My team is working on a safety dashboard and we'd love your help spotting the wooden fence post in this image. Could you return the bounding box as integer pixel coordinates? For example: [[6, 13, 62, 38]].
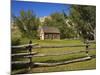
[[29, 40, 32, 54], [86, 42, 89, 56], [28, 56, 32, 72], [27, 40, 33, 71]]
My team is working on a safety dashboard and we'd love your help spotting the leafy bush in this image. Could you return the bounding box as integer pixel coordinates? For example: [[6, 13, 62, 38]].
[[12, 37, 21, 46]]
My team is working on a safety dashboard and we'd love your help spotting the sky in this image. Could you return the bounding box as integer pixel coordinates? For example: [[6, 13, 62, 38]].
[[11, 0, 70, 18]]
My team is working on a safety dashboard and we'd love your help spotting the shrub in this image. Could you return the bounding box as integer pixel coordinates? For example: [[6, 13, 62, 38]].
[[12, 37, 21, 46]]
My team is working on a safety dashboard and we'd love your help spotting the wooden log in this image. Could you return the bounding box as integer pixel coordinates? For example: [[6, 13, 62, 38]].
[[33, 44, 90, 48], [11, 52, 38, 57], [11, 61, 30, 65], [11, 69, 29, 75], [24, 50, 85, 57], [12, 49, 95, 58], [11, 49, 86, 58], [34, 56, 91, 66], [12, 43, 39, 50], [11, 56, 91, 65], [12, 44, 91, 50], [88, 40, 96, 44]]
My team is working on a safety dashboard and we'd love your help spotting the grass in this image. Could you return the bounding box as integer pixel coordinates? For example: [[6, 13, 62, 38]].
[[12, 46, 85, 54], [12, 52, 86, 62], [37, 40, 83, 46], [31, 58, 96, 73], [20, 39, 83, 46], [12, 58, 96, 74], [32, 53, 86, 63], [33, 47, 85, 54], [12, 49, 96, 62], [32, 50, 96, 63], [11, 39, 96, 74], [12, 39, 84, 54]]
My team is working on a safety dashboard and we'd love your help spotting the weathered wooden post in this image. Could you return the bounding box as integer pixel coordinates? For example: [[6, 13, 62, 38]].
[[27, 40, 33, 72], [86, 41, 89, 56], [28, 40, 32, 54], [28, 56, 32, 72]]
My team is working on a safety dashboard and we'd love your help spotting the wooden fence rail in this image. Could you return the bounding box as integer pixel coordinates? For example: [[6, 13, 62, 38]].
[[12, 44, 90, 49], [12, 56, 92, 65], [38, 44, 90, 48], [24, 50, 85, 57], [11, 52, 38, 57], [34, 56, 91, 66], [12, 43, 38, 50]]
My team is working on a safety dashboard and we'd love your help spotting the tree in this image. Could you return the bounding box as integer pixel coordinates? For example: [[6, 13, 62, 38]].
[[69, 5, 96, 41], [43, 12, 76, 39], [13, 10, 40, 39]]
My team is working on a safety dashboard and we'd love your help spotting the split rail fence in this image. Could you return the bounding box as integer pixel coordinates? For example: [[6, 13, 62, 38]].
[[11, 42, 95, 74]]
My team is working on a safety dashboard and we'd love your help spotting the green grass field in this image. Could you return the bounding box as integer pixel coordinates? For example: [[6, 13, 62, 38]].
[[12, 39, 96, 74], [31, 58, 96, 73]]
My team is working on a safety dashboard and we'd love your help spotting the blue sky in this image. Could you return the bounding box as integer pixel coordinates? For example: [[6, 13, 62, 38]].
[[11, 0, 70, 17]]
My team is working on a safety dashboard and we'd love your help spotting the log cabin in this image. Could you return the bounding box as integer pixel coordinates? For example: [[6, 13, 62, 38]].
[[38, 26, 60, 40]]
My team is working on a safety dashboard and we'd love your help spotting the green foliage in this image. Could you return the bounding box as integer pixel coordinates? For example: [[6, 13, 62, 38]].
[[12, 5, 96, 41], [13, 10, 40, 39], [69, 5, 96, 40], [43, 12, 76, 39], [12, 36, 21, 46], [11, 28, 21, 46]]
